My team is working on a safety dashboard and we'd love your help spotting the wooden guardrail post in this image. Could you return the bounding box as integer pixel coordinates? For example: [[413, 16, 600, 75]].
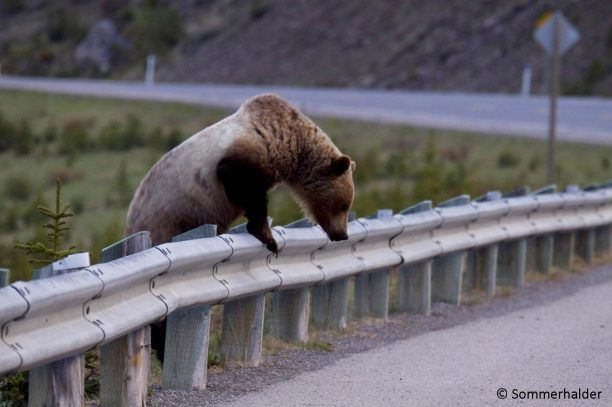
[[220, 222, 266, 366], [311, 279, 349, 330], [397, 202, 432, 315], [220, 295, 265, 366], [0, 268, 8, 287], [353, 272, 371, 319], [269, 288, 310, 342], [162, 224, 216, 390], [99, 232, 152, 407], [465, 192, 503, 297], [553, 232, 575, 269], [431, 197, 469, 305], [353, 210, 393, 320], [575, 229, 595, 264], [310, 213, 355, 330], [268, 219, 312, 343], [29, 254, 90, 407], [530, 186, 556, 275], [497, 187, 529, 287], [466, 246, 498, 296], [594, 225, 611, 255]]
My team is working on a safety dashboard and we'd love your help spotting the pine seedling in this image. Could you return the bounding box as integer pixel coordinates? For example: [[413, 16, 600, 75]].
[[15, 179, 77, 265]]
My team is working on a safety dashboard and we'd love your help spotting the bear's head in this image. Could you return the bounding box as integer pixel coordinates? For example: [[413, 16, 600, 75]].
[[295, 155, 356, 242]]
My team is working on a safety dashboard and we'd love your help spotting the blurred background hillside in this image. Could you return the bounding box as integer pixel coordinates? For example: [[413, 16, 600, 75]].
[[1, 0, 612, 95]]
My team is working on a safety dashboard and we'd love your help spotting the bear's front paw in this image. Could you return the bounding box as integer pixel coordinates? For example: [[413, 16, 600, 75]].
[[266, 239, 278, 255]]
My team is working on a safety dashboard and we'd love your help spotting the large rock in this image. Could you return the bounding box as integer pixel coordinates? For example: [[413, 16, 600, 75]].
[[74, 19, 132, 74]]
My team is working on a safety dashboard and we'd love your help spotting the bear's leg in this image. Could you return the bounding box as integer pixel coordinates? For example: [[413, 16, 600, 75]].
[[217, 155, 278, 253]]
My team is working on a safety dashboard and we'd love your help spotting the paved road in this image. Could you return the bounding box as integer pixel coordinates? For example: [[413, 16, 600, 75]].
[[220, 279, 612, 407], [1, 76, 611, 145]]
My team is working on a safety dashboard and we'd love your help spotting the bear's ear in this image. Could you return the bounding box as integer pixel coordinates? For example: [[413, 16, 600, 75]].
[[328, 155, 352, 177]]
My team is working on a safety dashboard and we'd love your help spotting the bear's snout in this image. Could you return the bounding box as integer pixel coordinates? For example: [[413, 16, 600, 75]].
[[328, 231, 348, 242]]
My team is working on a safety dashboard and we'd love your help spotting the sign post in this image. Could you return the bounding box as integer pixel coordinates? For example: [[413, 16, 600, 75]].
[[534, 11, 580, 184]]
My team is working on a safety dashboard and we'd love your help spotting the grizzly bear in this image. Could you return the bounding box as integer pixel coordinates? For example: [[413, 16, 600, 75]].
[[126, 93, 356, 253]]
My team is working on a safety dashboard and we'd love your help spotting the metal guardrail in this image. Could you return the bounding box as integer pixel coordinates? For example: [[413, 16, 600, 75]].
[[1, 186, 612, 378]]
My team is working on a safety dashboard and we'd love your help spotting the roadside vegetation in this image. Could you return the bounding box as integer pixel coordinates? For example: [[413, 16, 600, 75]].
[[0, 89, 611, 283]]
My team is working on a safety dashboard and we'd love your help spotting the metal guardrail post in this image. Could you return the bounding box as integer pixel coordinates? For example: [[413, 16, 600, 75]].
[[29, 255, 90, 407], [268, 219, 313, 343], [161, 224, 216, 390], [397, 202, 432, 315], [219, 222, 267, 366], [99, 232, 152, 407], [353, 210, 394, 320], [0, 268, 8, 287], [431, 196, 470, 305]]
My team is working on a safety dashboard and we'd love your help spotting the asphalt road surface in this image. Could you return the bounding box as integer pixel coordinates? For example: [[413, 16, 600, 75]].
[[1, 76, 612, 145], [219, 279, 612, 407]]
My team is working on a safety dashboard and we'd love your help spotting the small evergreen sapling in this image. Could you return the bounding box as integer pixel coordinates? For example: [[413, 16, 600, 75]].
[[15, 178, 77, 265]]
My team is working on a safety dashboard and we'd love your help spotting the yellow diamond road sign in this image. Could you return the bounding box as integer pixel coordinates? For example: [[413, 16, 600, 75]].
[[534, 11, 580, 55]]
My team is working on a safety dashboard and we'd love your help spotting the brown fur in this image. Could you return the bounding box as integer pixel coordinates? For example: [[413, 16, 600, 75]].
[[126, 93, 355, 250]]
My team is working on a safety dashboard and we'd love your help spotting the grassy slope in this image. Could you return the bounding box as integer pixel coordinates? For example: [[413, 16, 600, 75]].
[[0, 88, 610, 281]]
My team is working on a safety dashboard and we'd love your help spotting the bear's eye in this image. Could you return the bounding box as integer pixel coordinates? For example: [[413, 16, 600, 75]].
[[339, 204, 350, 212]]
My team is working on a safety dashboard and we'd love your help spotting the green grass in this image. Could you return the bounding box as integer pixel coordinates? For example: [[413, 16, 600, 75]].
[[1, 88, 611, 281]]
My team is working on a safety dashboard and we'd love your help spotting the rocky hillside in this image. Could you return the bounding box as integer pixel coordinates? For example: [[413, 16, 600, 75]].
[[1, 0, 612, 95]]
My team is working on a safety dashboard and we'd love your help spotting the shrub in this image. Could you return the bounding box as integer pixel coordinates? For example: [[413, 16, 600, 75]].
[[0, 372, 28, 405], [163, 128, 183, 150], [98, 120, 123, 150], [0, 112, 16, 152], [4, 175, 32, 201], [130, 3, 184, 54], [528, 155, 542, 173], [121, 114, 145, 148], [115, 160, 132, 206], [47, 7, 85, 43], [497, 150, 520, 168], [14, 120, 34, 156], [411, 135, 444, 204], [15, 179, 77, 265], [98, 115, 145, 151], [58, 119, 90, 156]]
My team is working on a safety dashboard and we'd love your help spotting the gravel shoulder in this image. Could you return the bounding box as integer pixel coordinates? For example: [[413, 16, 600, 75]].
[[150, 263, 612, 406]]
